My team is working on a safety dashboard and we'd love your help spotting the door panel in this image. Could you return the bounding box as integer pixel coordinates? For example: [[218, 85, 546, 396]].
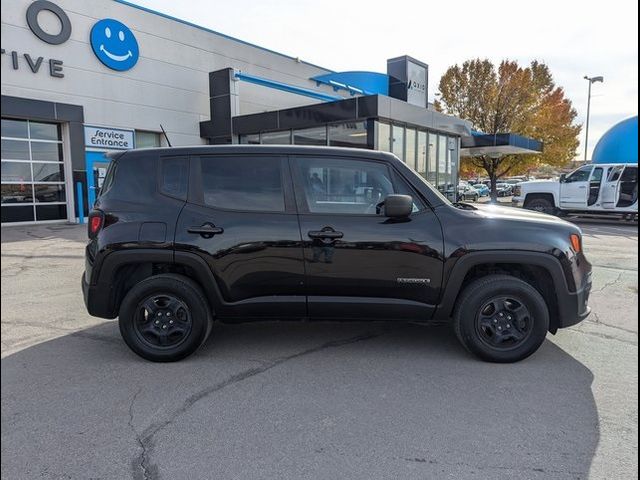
[[587, 167, 604, 207], [602, 166, 624, 209], [617, 166, 638, 208], [175, 155, 305, 319], [560, 165, 592, 208], [292, 155, 444, 320]]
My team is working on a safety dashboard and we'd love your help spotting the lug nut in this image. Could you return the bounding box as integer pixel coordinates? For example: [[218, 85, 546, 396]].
[[493, 319, 498, 323], [169, 320, 174, 324], [498, 326, 502, 330], [154, 320, 159, 325], [162, 325, 167, 329], [506, 324, 511, 328], [157, 312, 162, 316], [166, 312, 171, 316]]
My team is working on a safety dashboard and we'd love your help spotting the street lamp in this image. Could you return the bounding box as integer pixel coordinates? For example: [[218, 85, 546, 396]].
[[583, 75, 604, 161]]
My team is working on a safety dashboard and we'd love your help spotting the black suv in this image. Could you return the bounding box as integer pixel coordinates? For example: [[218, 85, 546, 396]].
[[82, 146, 592, 363]]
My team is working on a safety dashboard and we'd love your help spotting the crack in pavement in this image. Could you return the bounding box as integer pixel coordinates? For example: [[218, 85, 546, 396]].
[[400, 456, 586, 476], [571, 327, 638, 346], [591, 271, 626, 294], [132, 330, 386, 479], [586, 312, 638, 335], [128, 388, 154, 480]]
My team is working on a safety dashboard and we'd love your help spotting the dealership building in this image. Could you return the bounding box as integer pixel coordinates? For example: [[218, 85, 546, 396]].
[[1, 0, 537, 225]]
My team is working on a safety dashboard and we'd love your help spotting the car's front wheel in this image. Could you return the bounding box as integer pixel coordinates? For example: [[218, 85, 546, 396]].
[[453, 275, 549, 362], [119, 274, 213, 362]]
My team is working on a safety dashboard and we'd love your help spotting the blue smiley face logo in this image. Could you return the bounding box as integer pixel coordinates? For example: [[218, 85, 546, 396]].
[[90, 19, 139, 71]]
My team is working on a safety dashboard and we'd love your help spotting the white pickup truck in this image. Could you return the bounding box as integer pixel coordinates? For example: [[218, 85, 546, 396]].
[[513, 163, 638, 217]]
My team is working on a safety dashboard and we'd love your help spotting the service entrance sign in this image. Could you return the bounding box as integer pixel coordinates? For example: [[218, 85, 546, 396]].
[[84, 125, 134, 149]]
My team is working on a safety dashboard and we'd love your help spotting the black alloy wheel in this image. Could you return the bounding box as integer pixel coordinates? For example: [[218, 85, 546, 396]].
[[475, 296, 532, 350], [134, 294, 193, 348], [453, 274, 549, 362], [119, 274, 212, 362]]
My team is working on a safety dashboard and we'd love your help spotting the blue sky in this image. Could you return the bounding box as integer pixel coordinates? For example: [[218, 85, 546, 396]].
[[134, 0, 638, 160]]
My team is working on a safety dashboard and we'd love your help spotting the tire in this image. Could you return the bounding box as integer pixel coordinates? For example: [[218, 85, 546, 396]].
[[453, 275, 549, 363], [525, 197, 555, 215], [118, 274, 213, 362]]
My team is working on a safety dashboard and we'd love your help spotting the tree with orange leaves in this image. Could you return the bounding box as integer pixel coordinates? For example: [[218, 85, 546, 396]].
[[436, 59, 581, 200]]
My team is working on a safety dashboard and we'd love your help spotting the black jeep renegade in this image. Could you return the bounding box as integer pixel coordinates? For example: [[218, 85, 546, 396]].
[[82, 146, 592, 363]]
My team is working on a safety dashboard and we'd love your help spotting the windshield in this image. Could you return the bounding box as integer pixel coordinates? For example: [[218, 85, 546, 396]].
[[409, 172, 452, 205]]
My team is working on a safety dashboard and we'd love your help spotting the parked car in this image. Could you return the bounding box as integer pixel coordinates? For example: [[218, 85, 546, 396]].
[[496, 183, 514, 197], [513, 163, 638, 218], [471, 184, 490, 197], [458, 184, 480, 202], [82, 146, 592, 363]]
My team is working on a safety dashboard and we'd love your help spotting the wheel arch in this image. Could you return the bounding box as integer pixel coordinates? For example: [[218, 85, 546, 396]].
[[92, 249, 221, 318], [436, 251, 568, 333], [524, 192, 557, 209]]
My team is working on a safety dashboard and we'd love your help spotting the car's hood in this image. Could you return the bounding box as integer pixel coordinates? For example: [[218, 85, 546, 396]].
[[470, 203, 573, 227], [519, 180, 557, 189], [439, 203, 581, 254]]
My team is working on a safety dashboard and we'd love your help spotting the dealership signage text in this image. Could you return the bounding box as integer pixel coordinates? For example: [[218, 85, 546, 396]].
[[85, 126, 135, 150]]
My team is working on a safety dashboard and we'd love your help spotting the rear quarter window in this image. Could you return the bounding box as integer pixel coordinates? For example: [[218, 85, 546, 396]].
[[160, 156, 189, 200]]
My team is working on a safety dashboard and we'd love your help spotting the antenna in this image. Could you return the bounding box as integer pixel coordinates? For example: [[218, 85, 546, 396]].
[[159, 124, 172, 147]]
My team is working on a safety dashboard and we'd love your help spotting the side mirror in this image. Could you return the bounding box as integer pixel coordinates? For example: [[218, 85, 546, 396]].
[[559, 173, 566, 183], [381, 194, 413, 218]]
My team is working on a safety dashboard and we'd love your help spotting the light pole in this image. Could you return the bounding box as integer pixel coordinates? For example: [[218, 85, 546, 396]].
[[583, 75, 604, 161]]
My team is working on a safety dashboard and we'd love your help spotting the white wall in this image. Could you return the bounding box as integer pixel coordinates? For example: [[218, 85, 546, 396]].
[[1, 0, 345, 145]]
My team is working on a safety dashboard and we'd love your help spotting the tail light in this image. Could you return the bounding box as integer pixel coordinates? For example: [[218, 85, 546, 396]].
[[570, 234, 582, 253], [88, 210, 104, 239]]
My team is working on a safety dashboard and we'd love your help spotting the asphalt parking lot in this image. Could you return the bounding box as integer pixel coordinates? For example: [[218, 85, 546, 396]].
[[1, 218, 637, 480]]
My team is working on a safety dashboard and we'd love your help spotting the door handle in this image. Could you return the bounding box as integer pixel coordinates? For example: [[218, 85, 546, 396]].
[[578, 186, 587, 189], [187, 223, 224, 238], [308, 227, 343, 240]]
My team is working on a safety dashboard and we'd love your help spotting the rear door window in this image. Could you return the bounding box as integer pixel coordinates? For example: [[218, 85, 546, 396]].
[[199, 155, 285, 212]]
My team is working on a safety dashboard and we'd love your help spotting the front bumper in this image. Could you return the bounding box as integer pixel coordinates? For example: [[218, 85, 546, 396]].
[[555, 270, 592, 329]]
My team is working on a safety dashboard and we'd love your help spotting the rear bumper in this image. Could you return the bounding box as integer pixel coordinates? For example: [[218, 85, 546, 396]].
[[82, 272, 117, 319], [512, 197, 524, 207]]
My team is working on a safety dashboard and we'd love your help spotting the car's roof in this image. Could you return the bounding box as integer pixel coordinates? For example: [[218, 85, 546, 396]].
[[111, 145, 399, 162]]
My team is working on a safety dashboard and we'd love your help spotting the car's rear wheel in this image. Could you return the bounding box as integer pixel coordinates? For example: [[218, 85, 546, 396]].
[[453, 275, 549, 362], [525, 197, 556, 214], [119, 274, 212, 362]]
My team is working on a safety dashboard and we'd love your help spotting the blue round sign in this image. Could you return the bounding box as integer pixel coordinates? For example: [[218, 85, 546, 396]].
[[90, 19, 139, 71]]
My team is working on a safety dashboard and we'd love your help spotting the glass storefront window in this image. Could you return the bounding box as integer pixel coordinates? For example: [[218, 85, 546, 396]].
[[391, 125, 404, 160], [1, 139, 30, 160], [405, 129, 416, 169], [294, 126, 327, 146], [240, 134, 260, 144], [1, 119, 28, 139], [135, 130, 161, 148], [437, 134, 449, 192], [261, 130, 291, 144], [1, 161, 32, 182], [417, 131, 427, 175], [376, 122, 391, 152], [30, 142, 63, 161], [328, 122, 367, 148], [1, 118, 66, 224], [30, 122, 61, 141], [427, 132, 437, 185]]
